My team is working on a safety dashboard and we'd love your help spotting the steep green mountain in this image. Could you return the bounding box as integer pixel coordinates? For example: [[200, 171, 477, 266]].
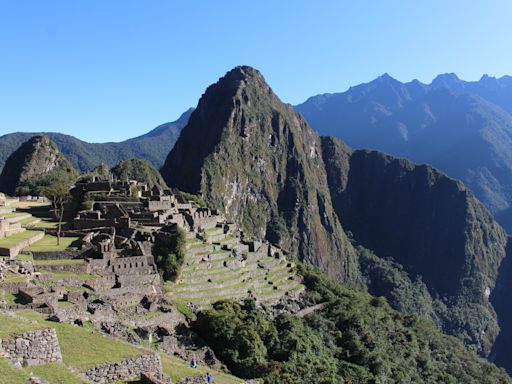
[[111, 158, 168, 189], [161, 66, 357, 281], [295, 74, 512, 232], [161, 66, 512, 372], [0, 108, 192, 173], [0, 135, 78, 195]]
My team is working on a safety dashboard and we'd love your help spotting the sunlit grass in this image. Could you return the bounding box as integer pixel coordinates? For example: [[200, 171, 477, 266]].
[[25, 235, 80, 252]]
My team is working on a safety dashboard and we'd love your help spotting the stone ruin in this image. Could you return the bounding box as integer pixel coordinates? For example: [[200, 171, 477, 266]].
[[73, 182, 224, 233], [0, 216, 24, 239]]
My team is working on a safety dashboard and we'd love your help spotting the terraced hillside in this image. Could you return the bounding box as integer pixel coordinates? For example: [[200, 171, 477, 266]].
[[166, 226, 304, 307], [0, 200, 49, 258]]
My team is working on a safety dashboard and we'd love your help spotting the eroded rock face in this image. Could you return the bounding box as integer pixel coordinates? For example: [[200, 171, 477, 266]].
[[162, 66, 357, 281]]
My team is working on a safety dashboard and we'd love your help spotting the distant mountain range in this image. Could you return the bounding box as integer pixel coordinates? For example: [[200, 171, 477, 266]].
[[0, 108, 193, 173], [295, 74, 512, 232]]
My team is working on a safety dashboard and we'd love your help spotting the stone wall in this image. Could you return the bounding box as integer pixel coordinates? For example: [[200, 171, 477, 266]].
[[82, 353, 164, 384], [0, 327, 62, 366], [108, 255, 156, 275], [35, 263, 88, 274], [32, 250, 84, 260]]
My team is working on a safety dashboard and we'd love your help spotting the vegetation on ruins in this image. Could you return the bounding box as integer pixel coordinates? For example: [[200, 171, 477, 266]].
[[153, 229, 187, 281], [176, 190, 207, 208], [192, 264, 511, 384]]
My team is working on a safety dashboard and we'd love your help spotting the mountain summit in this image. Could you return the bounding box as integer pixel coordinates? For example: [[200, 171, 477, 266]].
[[0, 135, 78, 196], [161, 66, 357, 281]]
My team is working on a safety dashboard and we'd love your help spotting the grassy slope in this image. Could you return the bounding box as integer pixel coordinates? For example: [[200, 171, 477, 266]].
[[0, 309, 244, 384]]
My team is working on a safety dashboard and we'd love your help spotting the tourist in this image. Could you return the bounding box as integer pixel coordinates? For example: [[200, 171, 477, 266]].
[[206, 372, 213, 383]]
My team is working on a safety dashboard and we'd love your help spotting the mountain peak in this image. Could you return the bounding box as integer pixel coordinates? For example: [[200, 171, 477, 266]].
[[212, 65, 269, 97], [0, 134, 77, 196], [162, 68, 355, 280], [431, 73, 462, 88], [224, 65, 262, 79]]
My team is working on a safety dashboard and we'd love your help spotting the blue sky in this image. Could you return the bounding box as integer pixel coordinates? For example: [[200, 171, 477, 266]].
[[1, 1, 511, 142]]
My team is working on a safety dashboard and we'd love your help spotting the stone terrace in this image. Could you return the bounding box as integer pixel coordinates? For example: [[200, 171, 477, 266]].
[[167, 226, 304, 307]]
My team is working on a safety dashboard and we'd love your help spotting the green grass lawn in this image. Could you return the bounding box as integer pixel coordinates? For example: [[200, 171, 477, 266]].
[[1, 212, 27, 219], [2, 272, 27, 283], [0, 230, 43, 248], [0, 312, 45, 338], [26, 363, 87, 384], [34, 259, 86, 266], [11, 201, 50, 209], [15, 309, 145, 371], [0, 358, 29, 384], [26, 235, 80, 252], [32, 219, 62, 229], [18, 216, 40, 225], [42, 271, 100, 280], [15, 253, 34, 261]]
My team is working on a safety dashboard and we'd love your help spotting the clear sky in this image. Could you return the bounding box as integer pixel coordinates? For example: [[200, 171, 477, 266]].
[[1, 0, 511, 142]]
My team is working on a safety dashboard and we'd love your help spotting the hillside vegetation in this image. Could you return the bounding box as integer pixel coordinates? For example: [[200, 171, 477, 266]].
[[0, 135, 78, 196], [193, 265, 510, 383]]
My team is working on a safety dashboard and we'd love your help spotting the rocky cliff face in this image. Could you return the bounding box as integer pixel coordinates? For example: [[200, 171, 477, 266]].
[[0, 135, 78, 196], [161, 66, 357, 281], [322, 136, 509, 355]]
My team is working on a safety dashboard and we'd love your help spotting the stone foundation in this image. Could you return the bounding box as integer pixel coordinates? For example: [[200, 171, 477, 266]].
[[0, 327, 62, 366], [82, 353, 164, 384]]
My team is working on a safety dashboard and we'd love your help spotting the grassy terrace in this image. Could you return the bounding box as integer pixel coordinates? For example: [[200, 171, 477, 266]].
[[1, 212, 28, 219], [0, 230, 43, 248], [34, 259, 86, 266], [26, 235, 80, 252], [42, 271, 100, 279], [28, 363, 87, 384], [18, 216, 41, 226], [32, 218, 60, 229], [0, 312, 44, 338]]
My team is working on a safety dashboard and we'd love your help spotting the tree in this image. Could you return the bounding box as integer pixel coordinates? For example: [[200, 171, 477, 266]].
[[42, 181, 71, 246]]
